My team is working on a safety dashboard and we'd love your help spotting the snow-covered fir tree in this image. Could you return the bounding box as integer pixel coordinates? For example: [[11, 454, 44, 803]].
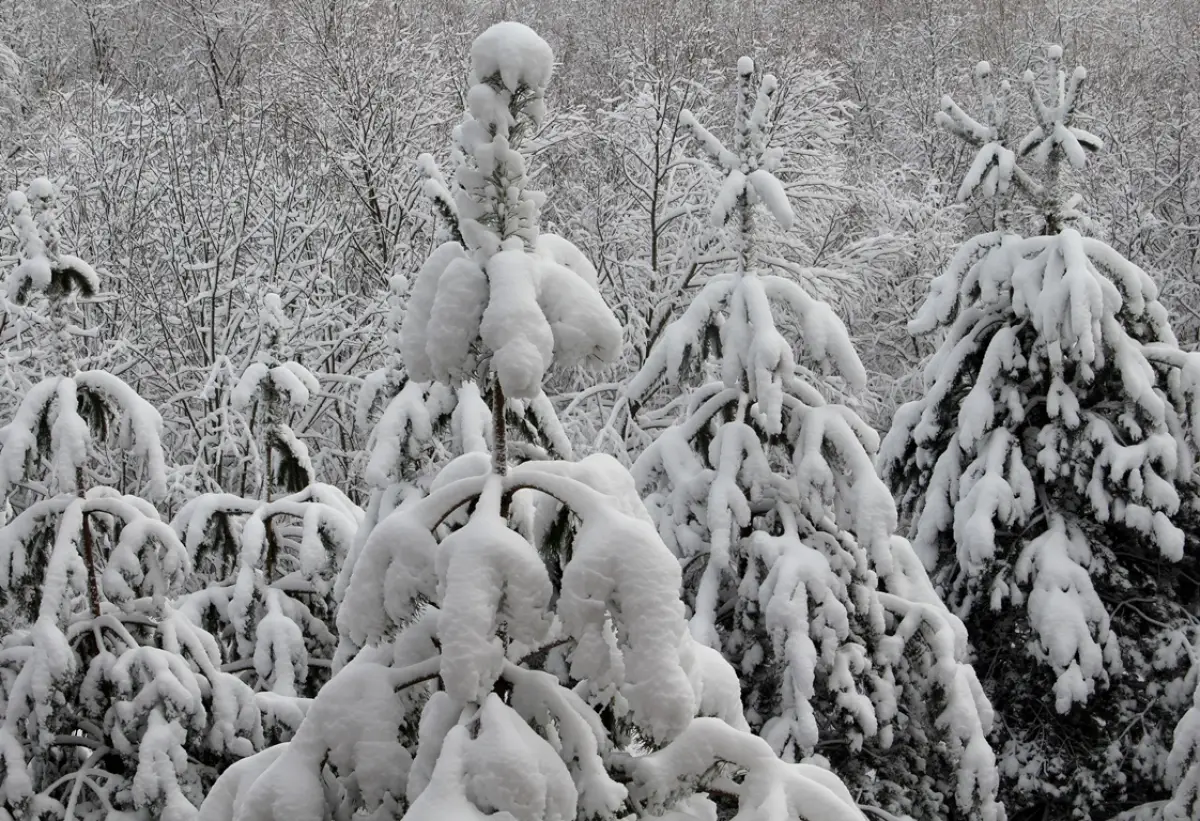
[[624, 56, 1002, 821], [0, 178, 265, 820], [199, 24, 869, 821], [878, 48, 1200, 821]]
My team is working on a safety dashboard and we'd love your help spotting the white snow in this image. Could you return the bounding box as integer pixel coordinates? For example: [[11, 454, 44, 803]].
[[470, 22, 555, 94]]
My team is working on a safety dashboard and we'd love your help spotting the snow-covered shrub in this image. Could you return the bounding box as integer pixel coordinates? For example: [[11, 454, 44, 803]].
[[622, 56, 1002, 821], [165, 290, 362, 716], [202, 24, 867, 821], [879, 47, 1200, 820], [171, 481, 361, 714]]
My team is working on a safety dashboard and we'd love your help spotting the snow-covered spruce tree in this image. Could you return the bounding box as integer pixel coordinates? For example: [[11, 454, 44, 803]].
[[169, 292, 361, 721], [878, 48, 1200, 820], [334, 145, 590, 668], [1166, 639, 1200, 820], [0, 178, 265, 820], [199, 24, 867, 821], [625, 57, 1002, 821]]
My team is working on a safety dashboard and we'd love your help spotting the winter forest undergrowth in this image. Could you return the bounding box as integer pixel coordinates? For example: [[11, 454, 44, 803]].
[[0, 1, 1199, 820]]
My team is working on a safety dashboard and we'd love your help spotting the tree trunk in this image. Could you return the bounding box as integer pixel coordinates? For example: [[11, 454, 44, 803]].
[[491, 373, 507, 476], [77, 468, 101, 620]]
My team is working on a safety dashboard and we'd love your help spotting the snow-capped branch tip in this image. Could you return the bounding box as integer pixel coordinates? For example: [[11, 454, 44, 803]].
[[261, 292, 287, 330], [470, 21, 554, 93], [1017, 44, 1101, 170]]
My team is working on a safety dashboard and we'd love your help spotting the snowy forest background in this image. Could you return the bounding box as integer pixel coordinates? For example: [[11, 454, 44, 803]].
[[0, 1, 1199, 820]]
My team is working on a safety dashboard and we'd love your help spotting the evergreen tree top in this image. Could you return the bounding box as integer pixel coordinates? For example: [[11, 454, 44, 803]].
[[401, 22, 620, 405], [938, 45, 1102, 230]]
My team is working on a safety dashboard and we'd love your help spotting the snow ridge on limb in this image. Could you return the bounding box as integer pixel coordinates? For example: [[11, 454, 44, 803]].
[[624, 56, 1002, 821], [880, 46, 1200, 820]]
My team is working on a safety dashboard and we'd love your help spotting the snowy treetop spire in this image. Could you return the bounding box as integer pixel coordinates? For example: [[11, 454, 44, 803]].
[[626, 55, 866, 422], [681, 55, 794, 271], [402, 23, 619, 414], [453, 22, 554, 256], [257, 292, 290, 355], [938, 45, 1101, 229]]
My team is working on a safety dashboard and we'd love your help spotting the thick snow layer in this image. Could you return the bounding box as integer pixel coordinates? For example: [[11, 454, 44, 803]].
[[428, 256, 489, 385], [748, 168, 794, 230], [536, 249, 622, 369], [885, 221, 1191, 587], [624, 717, 866, 821], [198, 744, 289, 821], [1167, 670, 1200, 821], [212, 655, 437, 820], [404, 240, 620, 401], [1015, 517, 1118, 712], [462, 694, 578, 819], [436, 480, 553, 702], [481, 250, 555, 399], [401, 242, 467, 383], [880, 51, 1199, 819], [232, 362, 270, 411], [470, 22, 554, 92]]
